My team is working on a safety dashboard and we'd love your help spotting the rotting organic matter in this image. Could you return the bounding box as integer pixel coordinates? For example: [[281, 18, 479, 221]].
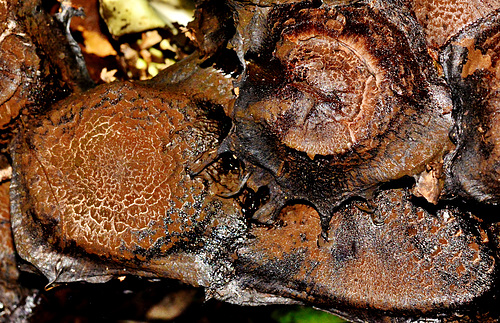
[[15, 82, 218, 258], [441, 9, 500, 205], [214, 3, 456, 235], [234, 188, 495, 320], [10, 79, 249, 284], [3, 0, 500, 322]]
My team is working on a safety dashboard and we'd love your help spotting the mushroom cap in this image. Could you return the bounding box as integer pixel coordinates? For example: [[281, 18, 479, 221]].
[[227, 4, 455, 219], [11, 81, 232, 262]]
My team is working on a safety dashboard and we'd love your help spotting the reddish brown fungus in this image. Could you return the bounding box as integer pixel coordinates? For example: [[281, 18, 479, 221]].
[[4, 0, 500, 321], [11, 81, 236, 262]]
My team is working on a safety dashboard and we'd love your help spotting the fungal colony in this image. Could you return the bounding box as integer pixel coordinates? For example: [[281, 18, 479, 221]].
[[2, 0, 500, 321]]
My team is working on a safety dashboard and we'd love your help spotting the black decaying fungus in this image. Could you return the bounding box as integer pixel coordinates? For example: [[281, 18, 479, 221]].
[[441, 9, 500, 204]]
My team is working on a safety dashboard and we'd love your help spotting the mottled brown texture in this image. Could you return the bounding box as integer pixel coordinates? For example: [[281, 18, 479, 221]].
[[4, 0, 500, 322], [220, 3, 454, 230], [234, 189, 495, 319], [0, 34, 37, 130], [0, 0, 94, 146], [0, 0, 39, 143], [412, 0, 500, 48], [11, 80, 235, 262], [272, 10, 382, 156], [8, 44, 246, 287]]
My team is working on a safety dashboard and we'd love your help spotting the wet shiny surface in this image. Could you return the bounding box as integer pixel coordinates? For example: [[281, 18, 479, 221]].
[[2, 0, 500, 321]]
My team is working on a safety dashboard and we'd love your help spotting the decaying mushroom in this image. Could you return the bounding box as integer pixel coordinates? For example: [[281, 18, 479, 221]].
[[234, 188, 495, 320], [11, 81, 229, 259], [0, 0, 94, 144], [441, 9, 500, 205], [214, 2, 455, 234], [2, 0, 500, 321]]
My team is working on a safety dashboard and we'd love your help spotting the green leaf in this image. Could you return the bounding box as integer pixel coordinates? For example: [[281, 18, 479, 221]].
[[272, 306, 347, 323]]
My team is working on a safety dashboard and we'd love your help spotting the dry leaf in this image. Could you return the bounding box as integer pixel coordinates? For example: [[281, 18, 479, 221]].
[[78, 26, 117, 57], [100, 67, 118, 83]]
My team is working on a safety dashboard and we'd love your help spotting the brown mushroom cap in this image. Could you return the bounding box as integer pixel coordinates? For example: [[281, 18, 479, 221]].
[[271, 29, 380, 157], [255, 7, 451, 161], [228, 5, 455, 220], [11, 81, 228, 261]]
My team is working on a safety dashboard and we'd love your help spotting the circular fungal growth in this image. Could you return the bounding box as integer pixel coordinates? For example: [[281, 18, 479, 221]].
[[10, 81, 234, 262], [272, 23, 378, 156], [221, 5, 454, 228]]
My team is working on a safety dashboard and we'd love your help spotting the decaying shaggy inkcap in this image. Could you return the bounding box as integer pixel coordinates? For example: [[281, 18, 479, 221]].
[[219, 2, 455, 229]]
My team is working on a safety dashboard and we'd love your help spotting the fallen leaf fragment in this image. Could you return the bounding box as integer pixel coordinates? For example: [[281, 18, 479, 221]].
[[100, 67, 117, 83], [78, 26, 117, 57], [99, 0, 167, 37]]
